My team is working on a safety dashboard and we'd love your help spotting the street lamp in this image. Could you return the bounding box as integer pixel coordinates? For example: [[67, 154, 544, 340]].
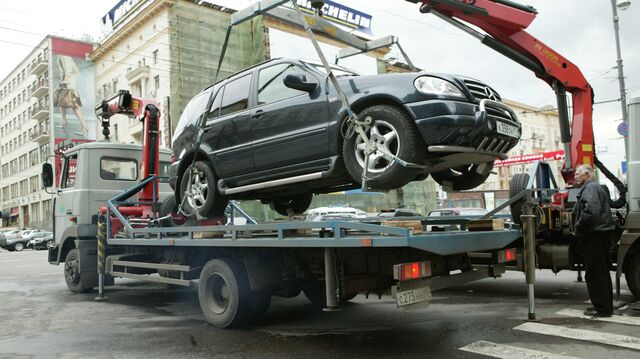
[[611, 0, 630, 157]]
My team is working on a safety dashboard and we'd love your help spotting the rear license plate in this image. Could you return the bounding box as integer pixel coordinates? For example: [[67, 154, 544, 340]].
[[396, 286, 431, 307], [496, 121, 519, 138]]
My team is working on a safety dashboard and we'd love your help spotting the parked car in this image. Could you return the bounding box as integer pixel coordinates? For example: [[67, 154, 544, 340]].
[[305, 206, 367, 221], [0, 229, 20, 248], [27, 233, 54, 250], [22, 230, 49, 241], [170, 58, 521, 218], [5, 233, 32, 251], [377, 208, 423, 218], [426, 207, 489, 231]]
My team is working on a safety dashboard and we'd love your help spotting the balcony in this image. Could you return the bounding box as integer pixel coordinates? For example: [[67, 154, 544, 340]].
[[31, 104, 49, 121], [31, 129, 50, 144], [30, 79, 49, 98], [126, 65, 150, 84], [29, 57, 48, 75], [129, 118, 143, 143]]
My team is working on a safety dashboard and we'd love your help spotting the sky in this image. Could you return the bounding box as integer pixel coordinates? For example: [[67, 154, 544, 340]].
[[0, 0, 637, 179]]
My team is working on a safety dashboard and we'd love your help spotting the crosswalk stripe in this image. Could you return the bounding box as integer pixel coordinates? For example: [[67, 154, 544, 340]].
[[514, 322, 640, 351], [557, 308, 640, 326], [459, 341, 581, 359]]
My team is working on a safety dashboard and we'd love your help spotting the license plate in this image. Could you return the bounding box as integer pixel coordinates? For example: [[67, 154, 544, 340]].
[[396, 286, 431, 307], [496, 121, 519, 138]]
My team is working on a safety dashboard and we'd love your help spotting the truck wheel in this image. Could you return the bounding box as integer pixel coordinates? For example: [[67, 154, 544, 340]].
[[431, 162, 493, 191], [14, 242, 24, 252], [180, 161, 228, 219], [250, 290, 272, 322], [271, 193, 313, 217], [625, 253, 640, 301], [343, 105, 424, 190], [198, 258, 253, 328], [509, 173, 530, 225], [64, 249, 92, 293]]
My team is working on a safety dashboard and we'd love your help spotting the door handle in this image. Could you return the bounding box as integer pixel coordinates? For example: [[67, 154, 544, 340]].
[[66, 210, 72, 215], [252, 110, 265, 119]]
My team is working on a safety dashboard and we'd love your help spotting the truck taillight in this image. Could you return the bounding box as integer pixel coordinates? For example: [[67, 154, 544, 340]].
[[496, 248, 517, 263], [393, 261, 431, 281]]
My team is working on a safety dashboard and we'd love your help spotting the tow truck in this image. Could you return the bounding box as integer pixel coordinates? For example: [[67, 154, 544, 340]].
[[42, 0, 638, 329]]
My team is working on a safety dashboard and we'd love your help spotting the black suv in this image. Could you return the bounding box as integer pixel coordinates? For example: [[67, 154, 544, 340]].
[[170, 58, 520, 217]]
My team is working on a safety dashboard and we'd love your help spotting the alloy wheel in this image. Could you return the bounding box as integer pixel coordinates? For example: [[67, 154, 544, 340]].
[[354, 118, 401, 174]]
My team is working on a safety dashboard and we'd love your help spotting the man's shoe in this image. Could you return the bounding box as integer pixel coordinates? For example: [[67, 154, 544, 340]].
[[584, 308, 612, 317]]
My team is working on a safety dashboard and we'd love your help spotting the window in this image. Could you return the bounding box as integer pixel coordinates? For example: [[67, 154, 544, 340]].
[[100, 157, 137, 181], [42, 199, 52, 220], [30, 175, 39, 192], [154, 75, 160, 91], [159, 161, 171, 177], [61, 155, 78, 189], [257, 63, 312, 105], [219, 75, 251, 116], [19, 179, 28, 196], [153, 49, 158, 65]]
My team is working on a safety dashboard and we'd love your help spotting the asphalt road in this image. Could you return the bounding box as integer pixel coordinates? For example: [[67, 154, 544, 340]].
[[1, 249, 639, 359]]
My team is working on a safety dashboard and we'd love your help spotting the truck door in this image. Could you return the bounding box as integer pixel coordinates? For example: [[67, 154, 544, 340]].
[[54, 154, 78, 243], [250, 62, 329, 171]]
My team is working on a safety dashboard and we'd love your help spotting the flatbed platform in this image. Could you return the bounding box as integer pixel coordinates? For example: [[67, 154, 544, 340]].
[[107, 219, 522, 256]]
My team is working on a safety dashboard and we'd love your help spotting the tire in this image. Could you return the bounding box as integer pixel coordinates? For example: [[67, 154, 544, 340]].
[[343, 105, 425, 190], [13, 242, 24, 252], [271, 193, 313, 217], [250, 290, 272, 322], [625, 253, 640, 301], [179, 161, 228, 218], [158, 194, 181, 227], [64, 249, 92, 293], [198, 258, 253, 328], [302, 280, 355, 308], [431, 162, 494, 191], [509, 173, 530, 225]]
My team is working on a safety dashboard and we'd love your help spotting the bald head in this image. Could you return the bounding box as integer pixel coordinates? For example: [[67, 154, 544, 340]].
[[574, 164, 594, 187]]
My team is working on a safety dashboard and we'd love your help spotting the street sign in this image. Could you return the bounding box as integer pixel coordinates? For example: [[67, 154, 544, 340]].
[[617, 122, 629, 137], [622, 161, 627, 175]]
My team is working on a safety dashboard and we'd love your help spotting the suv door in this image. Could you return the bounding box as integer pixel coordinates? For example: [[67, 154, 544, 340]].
[[205, 75, 255, 179], [250, 62, 329, 172]]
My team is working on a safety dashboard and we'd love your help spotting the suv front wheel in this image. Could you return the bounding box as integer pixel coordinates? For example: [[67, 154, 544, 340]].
[[179, 161, 228, 218], [343, 105, 425, 190]]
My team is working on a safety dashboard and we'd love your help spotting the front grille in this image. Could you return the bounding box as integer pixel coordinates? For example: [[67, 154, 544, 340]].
[[464, 80, 502, 102]]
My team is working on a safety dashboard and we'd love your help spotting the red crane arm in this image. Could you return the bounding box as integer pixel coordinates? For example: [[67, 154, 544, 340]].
[[415, 0, 594, 183]]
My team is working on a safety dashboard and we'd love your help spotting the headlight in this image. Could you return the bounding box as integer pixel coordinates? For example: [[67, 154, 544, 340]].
[[414, 76, 465, 98]]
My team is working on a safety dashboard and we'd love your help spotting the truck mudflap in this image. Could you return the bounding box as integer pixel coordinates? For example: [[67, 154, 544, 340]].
[[76, 239, 100, 290]]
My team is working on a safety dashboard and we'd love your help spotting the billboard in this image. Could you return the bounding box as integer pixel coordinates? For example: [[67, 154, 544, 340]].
[[51, 38, 96, 142], [494, 150, 565, 167]]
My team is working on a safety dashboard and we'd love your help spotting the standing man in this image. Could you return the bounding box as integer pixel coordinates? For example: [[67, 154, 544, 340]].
[[572, 164, 615, 317]]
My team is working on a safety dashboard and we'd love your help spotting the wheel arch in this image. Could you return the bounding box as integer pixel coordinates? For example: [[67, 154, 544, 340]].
[[175, 149, 214, 204], [335, 95, 423, 156]]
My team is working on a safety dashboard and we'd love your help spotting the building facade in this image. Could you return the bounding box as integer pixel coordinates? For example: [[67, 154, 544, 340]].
[[0, 36, 94, 230]]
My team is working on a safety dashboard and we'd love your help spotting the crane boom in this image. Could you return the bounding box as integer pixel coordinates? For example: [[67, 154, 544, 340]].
[[410, 0, 594, 184]]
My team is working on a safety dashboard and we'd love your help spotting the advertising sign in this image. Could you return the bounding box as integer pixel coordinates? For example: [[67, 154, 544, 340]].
[[101, 0, 150, 34], [51, 38, 96, 142], [494, 150, 565, 167], [288, 0, 373, 35]]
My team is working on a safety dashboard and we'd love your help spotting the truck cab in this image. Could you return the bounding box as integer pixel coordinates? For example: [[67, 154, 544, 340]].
[[45, 142, 172, 291]]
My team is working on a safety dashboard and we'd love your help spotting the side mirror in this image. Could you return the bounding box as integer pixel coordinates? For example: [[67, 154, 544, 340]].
[[283, 73, 318, 93], [41, 163, 54, 188]]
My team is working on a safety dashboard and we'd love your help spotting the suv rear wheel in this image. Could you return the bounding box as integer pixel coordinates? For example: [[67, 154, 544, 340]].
[[179, 161, 228, 218], [343, 105, 424, 190], [431, 162, 493, 191], [270, 193, 313, 217]]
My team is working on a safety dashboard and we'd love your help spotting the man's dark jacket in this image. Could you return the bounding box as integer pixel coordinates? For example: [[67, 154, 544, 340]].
[[572, 180, 615, 236]]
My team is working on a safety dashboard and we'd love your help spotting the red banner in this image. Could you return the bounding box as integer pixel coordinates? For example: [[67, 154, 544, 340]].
[[494, 150, 564, 167]]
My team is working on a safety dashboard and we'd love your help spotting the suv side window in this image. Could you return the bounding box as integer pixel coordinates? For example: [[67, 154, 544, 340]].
[[220, 75, 252, 116], [257, 63, 311, 105]]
